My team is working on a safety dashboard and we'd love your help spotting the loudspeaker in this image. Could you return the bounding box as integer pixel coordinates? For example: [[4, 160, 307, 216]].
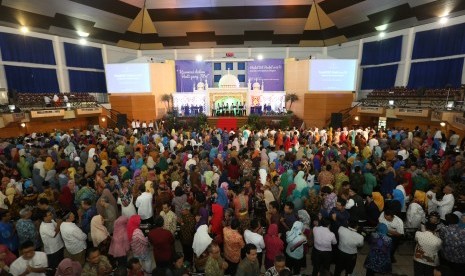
[[116, 114, 128, 128], [331, 113, 343, 129]]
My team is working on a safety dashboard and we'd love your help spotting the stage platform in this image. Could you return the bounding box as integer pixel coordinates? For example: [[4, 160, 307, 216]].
[[207, 116, 246, 129]]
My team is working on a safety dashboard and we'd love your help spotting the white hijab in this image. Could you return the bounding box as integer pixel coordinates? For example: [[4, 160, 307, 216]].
[[192, 224, 212, 257]]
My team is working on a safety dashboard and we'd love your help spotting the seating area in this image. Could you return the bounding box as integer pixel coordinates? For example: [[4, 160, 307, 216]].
[[366, 86, 464, 99], [16, 92, 98, 109]]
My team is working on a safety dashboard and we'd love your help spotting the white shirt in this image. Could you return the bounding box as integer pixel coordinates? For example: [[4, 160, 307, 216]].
[[170, 139, 177, 152], [431, 193, 455, 220], [244, 230, 265, 253], [60, 222, 87, 255], [414, 231, 442, 266], [44, 96, 51, 104], [142, 122, 147, 128], [313, 226, 337, 252], [337, 227, 364, 254], [135, 121, 140, 128], [368, 138, 379, 151], [148, 122, 154, 128], [379, 212, 404, 235], [131, 121, 136, 128], [185, 159, 197, 170], [449, 134, 460, 146], [135, 192, 153, 220], [39, 221, 64, 254], [10, 251, 48, 276]]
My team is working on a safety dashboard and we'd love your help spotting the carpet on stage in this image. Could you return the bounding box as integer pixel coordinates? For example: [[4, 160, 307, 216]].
[[216, 117, 238, 130]]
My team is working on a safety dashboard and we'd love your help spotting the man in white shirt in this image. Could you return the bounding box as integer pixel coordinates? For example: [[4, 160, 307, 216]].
[[131, 120, 136, 129], [449, 131, 460, 149], [268, 148, 278, 164], [368, 135, 379, 151], [60, 212, 87, 265], [43, 96, 51, 107], [142, 121, 147, 129], [148, 120, 154, 129], [135, 183, 154, 224], [244, 219, 266, 269], [334, 221, 364, 276], [185, 154, 196, 170], [10, 241, 48, 276], [39, 211, 64, 269], [160, 202, 177, 235], [428, 185, 455, 220], [379, 209, 404, 262], [414, 222, 442, 275], [312, 218, 337, 276], [169, 138, 177, 153]]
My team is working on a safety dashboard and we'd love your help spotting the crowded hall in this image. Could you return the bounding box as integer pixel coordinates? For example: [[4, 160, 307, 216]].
[[1, 1, 465, 276]]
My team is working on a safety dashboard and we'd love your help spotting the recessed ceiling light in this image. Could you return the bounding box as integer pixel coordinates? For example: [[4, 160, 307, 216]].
[[375, 24, 388, 31], [257, 54, 264, 60], [379, 32, 386, 38], [20, 26, 29, 33], [79, 38, 87, 45], [77, 31, 89, 37], [195, 55, 203, 62], [439, 17, 448, 24]]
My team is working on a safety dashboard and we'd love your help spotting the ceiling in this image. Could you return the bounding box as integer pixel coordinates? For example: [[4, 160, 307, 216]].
[[0, 0, 464, 49]]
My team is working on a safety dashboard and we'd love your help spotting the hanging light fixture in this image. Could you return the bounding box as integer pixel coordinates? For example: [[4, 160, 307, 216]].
[[138, 0, 147, 50]]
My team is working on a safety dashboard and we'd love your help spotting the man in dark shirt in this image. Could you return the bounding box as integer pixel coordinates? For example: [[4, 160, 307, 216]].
[[329, 198, 350, 234], [148, 216, 175, 268], [236, 244, 260, 276]]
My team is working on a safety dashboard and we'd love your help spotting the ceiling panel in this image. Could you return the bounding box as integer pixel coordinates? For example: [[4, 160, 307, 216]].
[[0, 0, 463, 48]]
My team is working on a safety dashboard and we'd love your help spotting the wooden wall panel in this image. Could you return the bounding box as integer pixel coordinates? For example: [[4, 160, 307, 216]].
[[284, 59, 308, 120], [0, 117, 97, 138], [303, 92, 353, 128]]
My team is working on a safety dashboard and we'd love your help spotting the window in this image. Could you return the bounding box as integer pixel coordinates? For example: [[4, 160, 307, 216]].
[[238, 74, 246, 82], [238, 62, 246, 70], [214, 63, 222, 70], [214, 75, 222, 82], [226, 62, 233, 70]]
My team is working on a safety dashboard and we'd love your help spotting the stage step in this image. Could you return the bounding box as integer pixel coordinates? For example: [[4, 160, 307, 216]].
[[207, 117, 248, 130]]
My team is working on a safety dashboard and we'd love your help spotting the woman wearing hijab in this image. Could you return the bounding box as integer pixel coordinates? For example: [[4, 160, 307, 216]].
[[44, 156, 55, 172], [118, 179, 136, 217], [90, 215, 110, 253], [146, 156, 156, 170], [99, 159, 109, 173], [364, 223, 392, 276], [96, 188, 118, 217], [58, 180, 76, 213], [158, 156, 168, 171], [192, 224, 213, 273], [216, 182, 229, 209], [280, 169, 294, 202], [210, 203, 224, 244], [372, 191, 384, 212], [294, 171, 307, 192], [17, 155, 32, 179], [55, 258, 82, 276], [264, 224, 284, 269], [286, 221, 306, 275], [109, 216, 130, 267], [74, 178, 97, 206], [127, 215, 152, 271]]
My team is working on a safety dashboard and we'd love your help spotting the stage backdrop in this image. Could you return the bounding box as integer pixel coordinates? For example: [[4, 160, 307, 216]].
[[246, 59, 284, 91], [175, 60, 213, 92]]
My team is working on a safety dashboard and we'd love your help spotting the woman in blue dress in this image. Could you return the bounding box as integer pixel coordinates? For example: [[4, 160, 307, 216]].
[[364, 223, 392, 276]]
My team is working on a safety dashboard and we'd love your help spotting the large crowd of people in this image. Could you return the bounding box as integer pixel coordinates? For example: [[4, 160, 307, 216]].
[[0, 123, 463, 276]]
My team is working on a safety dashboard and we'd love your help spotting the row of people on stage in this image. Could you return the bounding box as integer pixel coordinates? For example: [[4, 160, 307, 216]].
[[180, 104, 204, 116], [212, 102, 247, 117]]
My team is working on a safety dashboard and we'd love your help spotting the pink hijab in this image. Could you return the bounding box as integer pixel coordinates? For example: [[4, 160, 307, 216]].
[[109, 216, 130, 258], [0, 245, 16, 266], [55, 258, 82, 276]]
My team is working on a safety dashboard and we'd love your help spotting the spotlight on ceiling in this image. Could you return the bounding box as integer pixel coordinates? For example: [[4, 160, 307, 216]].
[[20, 123, 26, 128], [101, 117, 106, 122], [375, 24, 388, 31], [77, 31, 89, 37], [195, 55, 203, 62], [20, 26, 29, 33], [388, 100, 394, 106], [379, 32, 386, 38], [354, 116, 360, 121], [439, 17, 449, 25], [440, 122, 446, 127], [79, 38, 87, 45], [257, 54, 264, 60]]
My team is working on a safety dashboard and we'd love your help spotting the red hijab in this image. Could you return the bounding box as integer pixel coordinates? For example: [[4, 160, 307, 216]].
[[210, 203, 224, 237], [264, 224, 284, 261], [127, 215, 141, 241]]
